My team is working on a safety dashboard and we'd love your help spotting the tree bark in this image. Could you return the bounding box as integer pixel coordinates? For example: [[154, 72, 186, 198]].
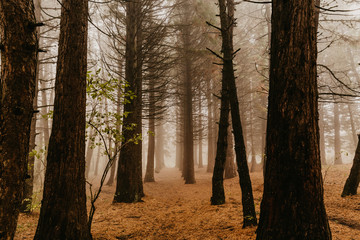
[[211, 74, 229, 205], [0, 0, 38, 238], [181, 6, 196, 184], [218, 0, 257, 227], [114, 0, 144, 203], [224, 123, 237, 179], [334, 102, 342, 164], [144, 83, 156, 182], [342, 134, 360, 197], [256, 0, 331, 238], [34, 0, 90, 239]]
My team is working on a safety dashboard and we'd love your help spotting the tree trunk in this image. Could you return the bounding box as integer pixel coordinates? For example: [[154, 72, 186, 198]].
[[319, 104, 327, 165], [342, 134, 360, 197], [347, 104, 357, 149], [334, 103, 342, 164], [114, 0, 144, 203], [0, 0, 38, 238], [155, 124, 165, 172], [211, 77, 229, 205], [207, 79, 215, 173], [224, 123, 236, 179], [182, 14, 196, 183], [144, 83, 156, 182], [85, 128, 95, 179], [256, 0, 331, 238], [198, 98, 204, 168], [34, 0, 90, 239], [218, 0, 257, 227]]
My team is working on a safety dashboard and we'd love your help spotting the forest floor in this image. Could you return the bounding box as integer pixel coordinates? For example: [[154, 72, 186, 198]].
[[15, 164, 360, 240]]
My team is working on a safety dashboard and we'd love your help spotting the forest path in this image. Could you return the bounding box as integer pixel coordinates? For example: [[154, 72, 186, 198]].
[[15, 165, 360, 239]]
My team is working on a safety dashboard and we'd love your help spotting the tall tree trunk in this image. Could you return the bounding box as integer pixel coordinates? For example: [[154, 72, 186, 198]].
[[207, 79, 215, 173], [211, 75, 229, 205], [347, 104, 357, 148], [218, 0, 257, 227], [319, 104, 327, 165], [256, 0, 331, 238], [176, 107, 183, 169], [155, 124, 165, 172], [334, 102, 342, 164], [34, 0, 90, 238], [85, 128, 95, 179], [224, 128, 237, 179], [198, 98, 204, 168], [114, 0, 144, 203], [94, 145, 101, 177], [342, 134, 360, 197], [0, 1, 38, 238], [144, 81, 156, 182], [21, 0, 42, 213], [182, 10, 196, 183]]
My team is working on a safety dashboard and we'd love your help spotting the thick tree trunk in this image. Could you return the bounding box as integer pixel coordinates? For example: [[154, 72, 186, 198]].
[[342, 134, 360, 197], [34, 0, 90, 239], [114, 0, 144, 203], [0, 1, 38, 238], [256, 0, 331, 238]]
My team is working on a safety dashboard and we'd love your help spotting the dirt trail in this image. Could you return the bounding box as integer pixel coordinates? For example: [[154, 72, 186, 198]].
[[15, 165, 360, 239]]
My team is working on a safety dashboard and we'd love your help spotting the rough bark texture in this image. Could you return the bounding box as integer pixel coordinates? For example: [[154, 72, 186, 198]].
[[256, 0, 331, 239], [33, 0, 90, 239], [114, 0, 144, 203], [218, 0, 257, 227], [0, 1, 38, 238], [342, 135, 360, 197]]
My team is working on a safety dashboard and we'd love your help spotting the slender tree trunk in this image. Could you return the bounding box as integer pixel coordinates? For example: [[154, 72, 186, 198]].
[[342, 134, 360, 197], [218, 0, 257, 227], [0, 1, 38, 238], [256, 0, 331, 238], [85, 128, 95, 179], [211, 80, 229, 205], [334, 103, 342, 164], [182, 12, 196, 183], [34, 0, 90, 238], [94, 145, 101, 177], [155, 124, 165, 172], [176, 108, 183, 169], [114, 0, 144, 203], [319, 104, 327, 165], [347, 104, 357, 148], [144, 82, 156, 182], [198, 99, 204, 168], [207, 79, 215, 173]]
